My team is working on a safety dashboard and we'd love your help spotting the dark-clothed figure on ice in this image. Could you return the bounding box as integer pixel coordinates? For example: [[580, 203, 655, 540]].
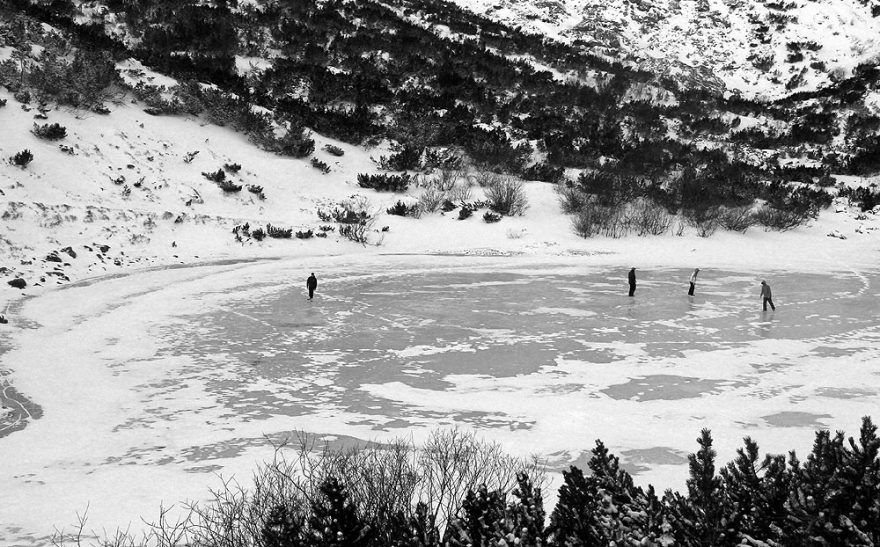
[[307, 273, 318, 300], [760, 280, 775, 311], [688, 268, 700, 296], [628, 267, 637, 297]]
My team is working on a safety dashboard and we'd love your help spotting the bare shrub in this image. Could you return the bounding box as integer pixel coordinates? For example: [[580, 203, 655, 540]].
[[685, 206, 722, 238], [471, 170, 502, 188], [431, 169, 462, 191], [485, 177, 528, 216], [718, 206, 756, 233], [339, 221, 374, 244], [335, 196, 376, 245], [418, 188, 446, 214], [571, 202, 628, 238], [626, 199, 673, 236], [754, 205, 810, 231], [572, 207, 600, 238], [418, 428, 546, 528], [449, 182, 474, 205], [53, 429, 544, 546], [556, 185, 589, 214]]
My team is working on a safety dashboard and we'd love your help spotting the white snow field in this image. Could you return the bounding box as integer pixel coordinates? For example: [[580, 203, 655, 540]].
[[1, 253, 879, 545]]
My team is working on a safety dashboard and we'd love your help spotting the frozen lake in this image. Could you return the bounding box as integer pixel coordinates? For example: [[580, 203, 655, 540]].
[[1, 255, 879, 544]]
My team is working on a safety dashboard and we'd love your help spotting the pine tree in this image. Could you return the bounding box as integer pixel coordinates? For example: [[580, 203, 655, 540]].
[[786, 429, 849, 545], [443, 485, 506, 547], [589, 441, 672, 546], [668, 429, 735, 546], [263, 503, 305, 547], [547, 465, 603, 545], [508, 473, 546, 545], [720, 437, 790, 544], [306, 476, 371, 547], [839, 417, 880, 544]]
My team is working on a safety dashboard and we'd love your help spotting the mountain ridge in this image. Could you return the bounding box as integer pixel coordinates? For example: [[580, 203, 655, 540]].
[[448, 0, 880, 100]]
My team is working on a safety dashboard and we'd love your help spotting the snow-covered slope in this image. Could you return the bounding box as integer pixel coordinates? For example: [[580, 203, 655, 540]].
[[449, 0, 880, 99], [2, 78, 879, 310]]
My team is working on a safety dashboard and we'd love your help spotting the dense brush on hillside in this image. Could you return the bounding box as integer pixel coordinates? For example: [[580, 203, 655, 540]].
[[3, 0, 880, 227], [52, 419, 880, 546]]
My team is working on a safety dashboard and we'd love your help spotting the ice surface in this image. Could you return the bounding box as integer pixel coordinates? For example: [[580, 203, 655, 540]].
[[0, 255, 879, 545]]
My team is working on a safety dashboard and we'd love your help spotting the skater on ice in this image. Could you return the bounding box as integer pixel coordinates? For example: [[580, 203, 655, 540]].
[[628, 267, 637, 296], [688, 268, 700, 296], [307, 272, 318, 300], [760, 280, 775, 311]]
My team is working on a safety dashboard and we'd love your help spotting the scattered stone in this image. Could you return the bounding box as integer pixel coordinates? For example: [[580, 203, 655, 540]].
[[0, 315, 8, 324], [61, 246, 77, 259], [827, 230, 847, 240], [45, 252, 62, 263], [8, 278, 26, 289], [98, 244, 110, 253]]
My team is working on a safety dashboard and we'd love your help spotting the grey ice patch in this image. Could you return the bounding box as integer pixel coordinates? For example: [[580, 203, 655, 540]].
[[815, 387, 876, 400], [621, 446, 689, 466], [761, 411, 832, 428], [809, 345, 867, 358], [602, 375, 737, 401], [619, 447, 690, 476]]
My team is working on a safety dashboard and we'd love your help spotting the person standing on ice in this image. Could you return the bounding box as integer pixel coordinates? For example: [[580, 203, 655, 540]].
[[760, 280, 775, 311], [688, 268, 700, 296], [307, 273, 318, 300], [628, 267, 637, 296]]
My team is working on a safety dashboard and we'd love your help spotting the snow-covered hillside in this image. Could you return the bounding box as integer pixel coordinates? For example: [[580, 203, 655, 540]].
[[450, 0, 880, 99], [2, 67, 880, 304]]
